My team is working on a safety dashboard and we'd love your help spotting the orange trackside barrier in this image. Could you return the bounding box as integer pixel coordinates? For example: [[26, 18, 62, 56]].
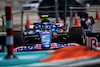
[[58, 17, 60, 23], [74, 11, 79, 26], [26, 13, 30, 25], [96, 7, 100, 19]]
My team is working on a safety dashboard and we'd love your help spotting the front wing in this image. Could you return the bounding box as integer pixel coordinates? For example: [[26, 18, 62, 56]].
[[13, 43, 80, 52]]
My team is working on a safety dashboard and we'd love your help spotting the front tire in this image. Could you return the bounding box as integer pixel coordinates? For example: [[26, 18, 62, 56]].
[[13, 30, 24, 48]]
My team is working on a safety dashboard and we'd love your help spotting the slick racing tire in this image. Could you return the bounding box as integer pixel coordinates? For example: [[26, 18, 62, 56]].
[[13, 30, 24, 48], [70, 26, 85, 45]]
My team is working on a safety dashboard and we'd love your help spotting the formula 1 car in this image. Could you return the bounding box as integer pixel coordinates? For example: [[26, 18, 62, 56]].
[[14, 23, 68, 49], [13, 15, 85, 50], [25, 22, 69, 49]]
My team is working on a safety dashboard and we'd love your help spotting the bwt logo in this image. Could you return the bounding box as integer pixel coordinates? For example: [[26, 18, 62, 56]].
[[17, 45, 37, 51], [86, 37, 100, 48], [56, 44, 68, 47]]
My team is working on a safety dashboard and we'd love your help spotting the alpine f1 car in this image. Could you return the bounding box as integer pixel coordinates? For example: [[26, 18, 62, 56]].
[[13, 15, 85, 51], [24, 21, 69, 49]]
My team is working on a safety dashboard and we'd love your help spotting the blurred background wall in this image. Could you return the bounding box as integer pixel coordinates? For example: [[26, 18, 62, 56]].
[[0, 0, 28, 10], [0, 0, 100, 11]]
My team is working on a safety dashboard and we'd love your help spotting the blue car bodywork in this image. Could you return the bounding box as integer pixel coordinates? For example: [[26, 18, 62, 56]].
[[24, 22, 68, 49]]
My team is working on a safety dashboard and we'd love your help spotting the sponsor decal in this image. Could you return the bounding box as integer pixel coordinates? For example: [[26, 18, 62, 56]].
[[42, 32, 50, 34], [40, 31, 52, 47], [86, 37, 100, 49], [14, 45, 38, 52], [13, 43, 80, 52], [56, 44, 68, 47], [56, 43, 80, 47]]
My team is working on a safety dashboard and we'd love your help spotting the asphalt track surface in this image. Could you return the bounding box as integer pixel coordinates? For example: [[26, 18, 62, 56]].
[[0, 50, 100, 67]]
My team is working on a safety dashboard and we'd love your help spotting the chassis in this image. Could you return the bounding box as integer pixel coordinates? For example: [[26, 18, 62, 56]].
[[13, 21, 85, 50]]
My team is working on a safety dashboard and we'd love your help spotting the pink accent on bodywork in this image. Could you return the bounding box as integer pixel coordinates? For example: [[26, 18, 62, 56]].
[[34, 44, 42, 49], [34, 43, 57, 49], [13, 43, 80, 52], [13, 46, 21, 52], [29, 25, 34, 29], [51, 43, 57, 48], [56, 23, 64, 27]]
